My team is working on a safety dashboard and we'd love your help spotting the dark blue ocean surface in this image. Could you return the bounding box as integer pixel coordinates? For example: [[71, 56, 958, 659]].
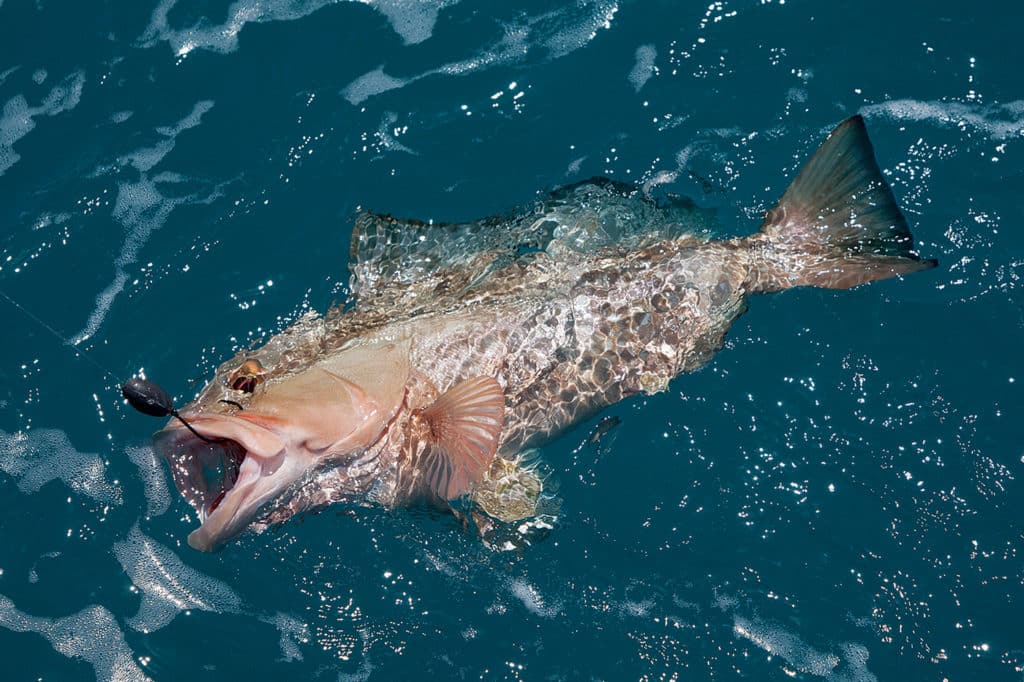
[[1, 0, 1022, 679]]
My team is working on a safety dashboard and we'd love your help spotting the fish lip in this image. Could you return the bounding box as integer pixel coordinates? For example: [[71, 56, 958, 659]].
[[187, 414, 287, 461], [153, 414, 293, 552]]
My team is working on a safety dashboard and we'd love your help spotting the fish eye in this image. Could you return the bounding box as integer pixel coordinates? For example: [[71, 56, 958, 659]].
[[228, 358, 266, 393]]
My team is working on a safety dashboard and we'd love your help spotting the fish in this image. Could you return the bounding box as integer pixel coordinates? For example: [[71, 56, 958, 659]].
[[154, 116, 936, 551]]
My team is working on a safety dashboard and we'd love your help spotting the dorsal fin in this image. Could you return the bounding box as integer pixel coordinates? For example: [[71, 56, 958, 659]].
[[419, 376, 504, 500], [347, 212, 503, 311], [345, 180, 710, 307]]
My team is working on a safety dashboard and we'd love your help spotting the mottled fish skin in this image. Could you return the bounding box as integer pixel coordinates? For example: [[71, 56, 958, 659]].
[[198, 236, 751, 513], [155, 116, 936, 548]]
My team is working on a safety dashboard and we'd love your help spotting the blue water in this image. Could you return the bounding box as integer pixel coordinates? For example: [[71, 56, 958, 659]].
[[2, 0, 1022, 679]]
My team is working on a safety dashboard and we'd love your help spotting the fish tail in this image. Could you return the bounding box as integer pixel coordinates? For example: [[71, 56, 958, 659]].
[[747, 115, 937, 292]]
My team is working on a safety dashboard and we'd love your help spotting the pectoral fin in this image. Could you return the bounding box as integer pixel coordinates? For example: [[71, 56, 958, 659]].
[[420, 376, 504, 500]]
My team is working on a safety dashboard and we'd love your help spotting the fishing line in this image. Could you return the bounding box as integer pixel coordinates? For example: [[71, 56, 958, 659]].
[[0, 289, 120, 383], [0, 288, 216, 441]]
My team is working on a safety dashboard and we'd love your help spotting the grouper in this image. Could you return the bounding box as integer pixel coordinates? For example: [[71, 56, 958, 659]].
[[153, 116, 936, 551]]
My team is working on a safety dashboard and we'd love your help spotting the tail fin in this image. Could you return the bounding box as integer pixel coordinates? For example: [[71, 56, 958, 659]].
[[750, 115, 937, 292]]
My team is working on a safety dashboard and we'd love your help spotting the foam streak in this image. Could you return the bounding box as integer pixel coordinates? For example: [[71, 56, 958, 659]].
[[0, 71, 85, 176], [71, 101, 214, 345], [0, 595, 149, 681]]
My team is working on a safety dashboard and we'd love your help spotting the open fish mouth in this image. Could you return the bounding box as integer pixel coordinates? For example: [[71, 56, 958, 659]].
[[153, 414, 292, 551]]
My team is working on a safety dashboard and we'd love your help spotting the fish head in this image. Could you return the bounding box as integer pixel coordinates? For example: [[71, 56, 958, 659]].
[[154, 337, 410, 551]]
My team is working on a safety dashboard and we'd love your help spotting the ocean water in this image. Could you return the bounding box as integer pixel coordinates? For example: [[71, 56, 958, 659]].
[[1, 0, 1022, 679]]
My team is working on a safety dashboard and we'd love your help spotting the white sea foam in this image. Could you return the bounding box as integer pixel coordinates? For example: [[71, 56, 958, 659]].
[[734, 616, 839, 675], [619, 598, 656, 618], [342, 28, 527, 105], [566, 155, 586, 176], [628, 44, 656, 92], [508, 578, 561, 618], [0, 429, 122, 504], [72, 270, 129, 345], [342, 68, 410, 106], [141, 0, 457, 57], [71, 101, 214, 345], [861, 98, 1024, 140], [436, 25, 529, 76], [734, 616, 877, 681], [542, 0, 618, 59], [787, 86, 808, 103], [640, 169, 678, 196], [125, 445, 170, 516], [259, 612, 310, 662], [27, 551, 60, 585], [111, 526, 310, 659], [126, 99, 213, 172], [0, 70, 84, 176], [0, 595, 149, 681], [336, 652, 375, 682], [112, 525, 242, 633], [372, 111, 416, 154], [369, 0, 459, 45], [834, 643, 876, 682], [343, 1, 617, 104]]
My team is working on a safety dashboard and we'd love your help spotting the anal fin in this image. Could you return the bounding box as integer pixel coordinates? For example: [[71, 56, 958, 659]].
[[420, 376, 504, 500]]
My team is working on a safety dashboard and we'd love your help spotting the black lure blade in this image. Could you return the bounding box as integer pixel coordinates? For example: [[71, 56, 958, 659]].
[[121, 378, 175, 417], [122, 377, 219, 444]]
